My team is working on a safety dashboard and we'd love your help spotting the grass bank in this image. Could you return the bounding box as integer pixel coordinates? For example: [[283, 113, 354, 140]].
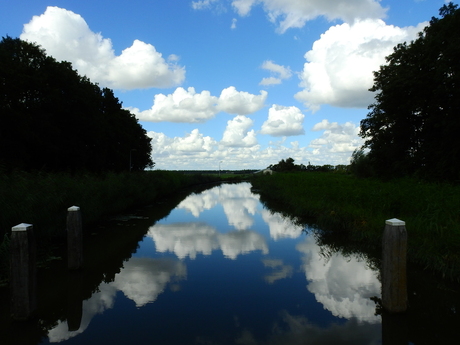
[[251, 172, 460, 280], [0, 170, 221, 284]]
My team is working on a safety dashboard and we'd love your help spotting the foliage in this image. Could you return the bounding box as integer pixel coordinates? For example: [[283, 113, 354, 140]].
[[251, 172, 460, 280], [0, 36, 153, 172], [268, 157, 306, 172], [359, 3, 460, 180], [349, 148, 374, 178]]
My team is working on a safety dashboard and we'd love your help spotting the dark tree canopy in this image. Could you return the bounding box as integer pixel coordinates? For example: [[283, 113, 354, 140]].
[[0, 36, 154, 172], [269, 158, 306, 172], [359, 3, 460, 180]]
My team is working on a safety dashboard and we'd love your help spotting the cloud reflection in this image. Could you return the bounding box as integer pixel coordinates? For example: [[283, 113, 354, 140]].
[[47, 257, 186, 342], [177, 183, 259, 230], [261, 209, 304, 240], [296, 236, 381, 323], [148, 222, 268, 259], [262, 259, 293, 284]]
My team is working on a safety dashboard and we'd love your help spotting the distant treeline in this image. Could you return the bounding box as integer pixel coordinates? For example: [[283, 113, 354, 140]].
[[267, 157, 348, 173], [178, 169, 259, 175]]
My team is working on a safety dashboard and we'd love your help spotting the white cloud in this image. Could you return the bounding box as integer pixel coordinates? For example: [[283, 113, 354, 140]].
[[146, 117, 362, 170], [261, 105, 305, 137], [134, 87, 219, 123], [260, 60, 292, 86], [232, 0, 257, 16], [221, 115, 258, 147], [310, 119, 362, 154], [192, 0, 219, 10], [149, 129, 217, 155], [20, 6, 185, 90], [134, 86, 267, 123], [231, 0, 387, 33], [295, 19, 427, 111], [217, 86, 267, 115], [231, 18, 238, 29]]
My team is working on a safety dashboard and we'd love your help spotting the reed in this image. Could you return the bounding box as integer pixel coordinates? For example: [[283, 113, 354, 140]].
[[251, 172, 460, 279]]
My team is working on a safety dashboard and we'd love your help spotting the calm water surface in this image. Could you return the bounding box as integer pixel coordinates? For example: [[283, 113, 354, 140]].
[[38, 182, 381, 344]]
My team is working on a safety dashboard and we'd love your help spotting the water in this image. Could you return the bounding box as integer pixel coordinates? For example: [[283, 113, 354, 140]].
[[4, 182, 458, 344], [33, 183, 382, 344]]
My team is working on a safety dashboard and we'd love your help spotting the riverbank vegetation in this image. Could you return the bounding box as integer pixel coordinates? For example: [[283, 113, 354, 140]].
[[251, 171, 460, 280], [0, 170, 221, 285]]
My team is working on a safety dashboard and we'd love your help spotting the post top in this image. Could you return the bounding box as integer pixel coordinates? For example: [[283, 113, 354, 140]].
[[386, 218, 405, 226], [12, 223, 33, 231], [68, 206, 80, 211]]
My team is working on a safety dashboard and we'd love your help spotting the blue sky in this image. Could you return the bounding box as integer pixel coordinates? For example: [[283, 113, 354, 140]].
[[1, 0, 448, 170]]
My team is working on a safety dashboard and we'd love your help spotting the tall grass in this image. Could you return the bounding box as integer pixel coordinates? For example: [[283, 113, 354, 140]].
[[0, 170, 220, 284], [251, 172, 460, 279]]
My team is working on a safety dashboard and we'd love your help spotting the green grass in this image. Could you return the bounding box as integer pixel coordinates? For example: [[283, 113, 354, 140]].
[[251, 172, 460, 280]]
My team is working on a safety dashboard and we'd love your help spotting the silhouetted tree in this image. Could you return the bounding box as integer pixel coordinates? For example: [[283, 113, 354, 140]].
[[0, 36, 153, 172], [359, 3, 460, 180]]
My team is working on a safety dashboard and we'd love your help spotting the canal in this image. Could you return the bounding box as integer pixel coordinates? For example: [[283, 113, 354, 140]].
[[1, 182, 459, 344]]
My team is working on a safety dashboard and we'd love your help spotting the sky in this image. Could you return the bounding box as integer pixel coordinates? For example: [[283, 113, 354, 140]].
[[0, 0, 449, 170]]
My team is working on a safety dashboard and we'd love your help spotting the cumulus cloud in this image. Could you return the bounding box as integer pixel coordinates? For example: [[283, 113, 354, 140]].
[[146, 117, 362, 170], [295, 19, 427, 111], [149, 129, 217, 156], [221, 115, 258, 147], [20, 6, 185, 90], [133, 87, 218, 123], [310, 119, 362, 154], [133, 86, 266, 123], [260, 60, 292, 86], [261, 105, 305, 137], [217, 86, 267, 114], [231, 0, 387, 33]]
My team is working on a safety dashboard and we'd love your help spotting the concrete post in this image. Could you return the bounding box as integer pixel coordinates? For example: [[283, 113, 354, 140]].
[[67, 206, 83, 270], [10, 223, 37, 320], [382, 218, 407, 313]]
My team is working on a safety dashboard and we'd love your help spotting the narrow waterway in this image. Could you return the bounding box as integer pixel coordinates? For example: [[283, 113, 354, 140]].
[[2, 182, 459, 344]]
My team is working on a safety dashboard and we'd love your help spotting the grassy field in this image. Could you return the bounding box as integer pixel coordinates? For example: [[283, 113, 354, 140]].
[[0, 170, 221, 284], [251, 172, 460, 280]]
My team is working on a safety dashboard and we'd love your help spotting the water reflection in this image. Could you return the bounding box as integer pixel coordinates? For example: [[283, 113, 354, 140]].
[[147, 223, 268, 259], [40, 182, 381, 344], [297, 236, 381, 323], [46, 258, 186, 342]]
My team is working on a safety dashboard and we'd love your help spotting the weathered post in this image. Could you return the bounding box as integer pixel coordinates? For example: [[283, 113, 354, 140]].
[[10, 223, 37, 320], [67, 206, 83, 270], [382, 218, 407, 313]]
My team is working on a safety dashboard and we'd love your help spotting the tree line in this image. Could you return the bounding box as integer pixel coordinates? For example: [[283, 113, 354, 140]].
[[0, 36, 153, 173]]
